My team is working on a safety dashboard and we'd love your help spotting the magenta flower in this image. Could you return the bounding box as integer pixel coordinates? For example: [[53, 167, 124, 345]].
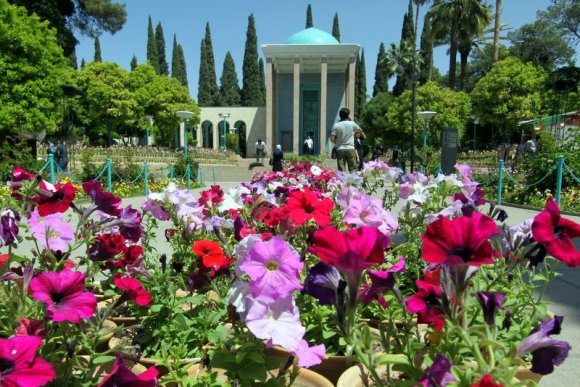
[[244, 296, 305, 352], [98, 355, 158, 386], [422, 212, 499, 266], [359, 257, 405, 307], [27, 210, 74, 252], [116, 206, 143, 243], [0, 336, 55, 386], [239, 236, 303, 300], [518, 316, 571, 375], [0, 208, 20, 246], [292, 340, 325, 368], [83, 180, 122, 217], [532, 198, 580, 267], [419, 354, 456, 387], [406, 280, 445, 332], [30, 271, 97, 323]]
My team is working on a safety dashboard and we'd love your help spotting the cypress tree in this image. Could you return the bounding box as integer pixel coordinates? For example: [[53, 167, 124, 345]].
[[419, 12, 433, 83], [241, 14, 263, 106], [146, 16, 159, 73], [155, 22, 169, 75], [197, 23, 219, 106], [80, 58, 86, 69], [70, 49, 78, 69], [218, 51, 241, 106], [258, 58, 266, 106], [198, 38, 208, 104], [177, 44, 188, 87], [94, 37, 102, 62], [393, 0, 414, 96], [355, 50, 367, 121], [332, 13, 340, 42], [171, 34, 181, 81], [306, 4, 313, 28], [373, 43, 389, 95], [130, 54, 138, 70]]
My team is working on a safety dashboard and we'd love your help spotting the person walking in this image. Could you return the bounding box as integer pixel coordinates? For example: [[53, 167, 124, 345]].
[[354, 128, 366, 171], [255, 139, 267, 164], [303, 132, 314, 156], [330, 107, 359, 172], [272, 144, 284, 172], [56, 141, 67, 172]]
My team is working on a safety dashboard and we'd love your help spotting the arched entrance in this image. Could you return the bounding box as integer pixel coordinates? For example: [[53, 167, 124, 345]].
[[202, 120, 213, 149], [235, 120, 247, 157], [217, 120, 230, 150]]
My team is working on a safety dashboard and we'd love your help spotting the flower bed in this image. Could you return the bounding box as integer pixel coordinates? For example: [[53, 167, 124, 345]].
[[0, 161, 578, 386]]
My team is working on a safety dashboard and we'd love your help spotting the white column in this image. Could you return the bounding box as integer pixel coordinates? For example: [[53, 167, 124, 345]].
[[212, 121, 219, 150], [196, 125, 202, 147], [347, 55, 356, 114], [293, 56, 300, 154], [179, 121, 185, 148], [320, 56, 328, 155], [266, 57, 274, 153]]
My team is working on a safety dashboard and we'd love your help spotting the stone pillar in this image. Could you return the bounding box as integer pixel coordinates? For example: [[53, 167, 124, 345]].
[[196, 125, 202, 147], [212, 121, 219, 150], [320, 56, 328, 155], [293, 56, 300, 154], [266, 57, 274, 153], [347, 55, 356, 115], [179, 121, 185, 148]]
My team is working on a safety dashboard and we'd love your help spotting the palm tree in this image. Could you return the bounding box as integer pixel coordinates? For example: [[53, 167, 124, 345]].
[[457, 1, 492, 89], [492, 0, 502, 63]]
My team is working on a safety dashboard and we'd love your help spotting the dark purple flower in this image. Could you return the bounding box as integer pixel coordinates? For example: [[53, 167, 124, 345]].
[[83, 180, 122, 217], [359, 257, 405, 307], [518, 315, 571, 375], [303, 262, 340, 305], [234, 215, 246, 241], [116, 206, 143, 243], [476, 291, 505, 326], [0, 209, 20, 246], [420, 354, 456, 387]]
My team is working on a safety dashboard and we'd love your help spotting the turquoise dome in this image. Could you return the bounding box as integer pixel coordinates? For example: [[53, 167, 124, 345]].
[[285, 27, 340, 45]]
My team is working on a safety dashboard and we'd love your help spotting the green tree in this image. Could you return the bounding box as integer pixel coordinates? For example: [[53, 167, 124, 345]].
[[155, 22, 168, 75], [332, 12, 340, 42], [373, 43, 390, 95], [259, 57, 266, 106], [197, 23, 218, 106], [80, 57, 86, 68], [0, 0, 69, 136], [538, 0, 579, 46], [387, 81, 471, 146], [471, 57, 546, 142], [93, 36, 102, 62], [177, 44, 188, 87], [171, 34, 188, 87], [146, 16, 159, 73], [306, 4, 313, 28], [393, 0, 415, 96], [218, 52, 241, 106], [130, 54, 137, 70], [78, 61, 137, 145], [241, 14, 263, 106], [129, 63, 198, 146], [355, 50, 367, 121], [457, 1, 491, 90], [8, 0, 126, 63], [508, 20, 575, 72], [360, 92, 392, 144]]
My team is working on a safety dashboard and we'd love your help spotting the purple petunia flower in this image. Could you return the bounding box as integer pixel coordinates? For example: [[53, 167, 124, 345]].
[[359, 257, 405, 307], [0, 208, 20, 246], [83, 180, 122, 217], [476, 291, 505, 326], [518, 315, 571, 375], [303, 262, 340, 305], [239, 236, 303, 300], [27, 210, 74, 252], [244, 296, 305, 352], [115, 206, 143, 243], [292, 339, 325, 368], [419, 354, 456, 387], [141, 194, 170, 221]]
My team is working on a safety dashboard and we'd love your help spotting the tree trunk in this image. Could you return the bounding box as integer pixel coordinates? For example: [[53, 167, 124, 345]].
[[492, 0, 502, 63], [448, 18, 458, 90], [459, 48, 469, 90]]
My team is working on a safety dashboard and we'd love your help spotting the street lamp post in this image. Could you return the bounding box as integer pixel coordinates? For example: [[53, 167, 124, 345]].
[[218, 113, 231, 151], [417, 111, 437, 148], [471, 115, 479, 151], [176, 111, 194, 159], [144, 115, 153, 147]]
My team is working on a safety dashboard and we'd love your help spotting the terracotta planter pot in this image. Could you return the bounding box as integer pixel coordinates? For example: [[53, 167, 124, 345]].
[[515, 367, 542, 383], [337, 364, 408, 386]]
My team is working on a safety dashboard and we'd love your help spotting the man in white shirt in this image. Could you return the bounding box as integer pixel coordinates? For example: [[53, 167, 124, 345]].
[[255, 139, 267, 163], [330, 108, 359, 172], [303, 133, 314, 155]]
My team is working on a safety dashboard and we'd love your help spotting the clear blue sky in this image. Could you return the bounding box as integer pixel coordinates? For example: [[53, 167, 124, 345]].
[[76, 0, 566, 99]]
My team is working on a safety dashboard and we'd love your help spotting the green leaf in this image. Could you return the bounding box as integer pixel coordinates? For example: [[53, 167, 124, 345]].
[[150, 304, 163, 312], [238, 362, 267, 381], [207, 325, 227, 344], [376, 354, 411, 366], [92, 355, 116, 364]]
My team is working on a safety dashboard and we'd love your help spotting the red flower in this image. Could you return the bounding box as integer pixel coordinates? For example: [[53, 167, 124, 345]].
[[406, 280, 445, 331], [283, 187, 334, 226], [30, 271, 97, 323], [423, 267, 441, 286], [14, 318, 46, 338], [192, 240, 227, 269], [308, 225, 389, 275], [0, 253, 8, 269], [532, 198, 580, 267], [0, 336, 55, 386], [89, 233, 127, 261], [114, 275, 152, 307], [98, 355, 158, 387], [422, 212, 499, 266], [32, 181, 77, 216], [10, 166, 36, 199], [471, 374, 503, 387], [199, 185, 224, 209]]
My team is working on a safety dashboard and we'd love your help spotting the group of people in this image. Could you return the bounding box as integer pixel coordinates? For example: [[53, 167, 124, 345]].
[[254, 107, 368, 173], [47, 141, 68, 172]]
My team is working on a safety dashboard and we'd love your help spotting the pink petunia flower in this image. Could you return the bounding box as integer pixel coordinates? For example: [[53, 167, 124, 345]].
[[406, 280, 445, 332], [532, 198, 580, 267], [292, 339, 325, 368], [98, 354, 158, 386], [27, 210, 74, 252], [30, 271, 97, 323], [113, 275, 152, 307], [0, 336, 55, 386], [14, 318, 46, 338], [239, 236, 303, 300]]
